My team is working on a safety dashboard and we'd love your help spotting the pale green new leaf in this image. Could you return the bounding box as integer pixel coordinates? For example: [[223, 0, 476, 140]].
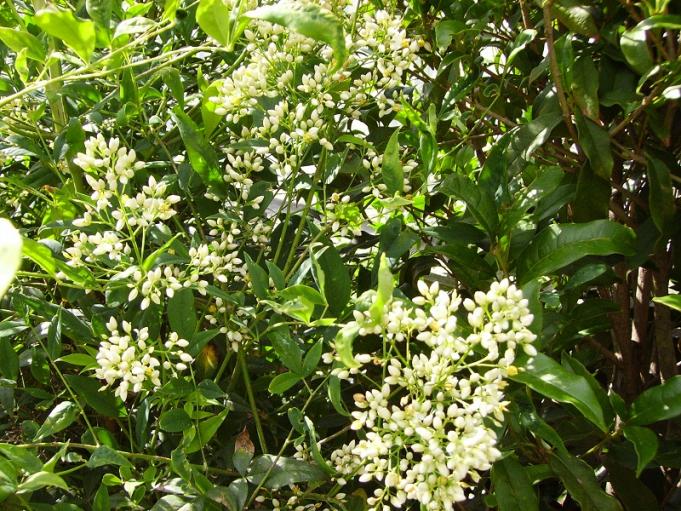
[[34, 7, 96, 62]]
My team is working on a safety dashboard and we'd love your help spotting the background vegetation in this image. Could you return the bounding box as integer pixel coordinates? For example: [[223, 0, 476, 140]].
[[0, 0, 681, 509]]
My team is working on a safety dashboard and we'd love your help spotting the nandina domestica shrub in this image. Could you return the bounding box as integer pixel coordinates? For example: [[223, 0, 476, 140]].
[[0, 1, 680, 510]]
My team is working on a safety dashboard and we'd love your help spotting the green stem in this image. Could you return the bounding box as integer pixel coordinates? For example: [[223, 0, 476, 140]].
[[238, 348, 268, 454]]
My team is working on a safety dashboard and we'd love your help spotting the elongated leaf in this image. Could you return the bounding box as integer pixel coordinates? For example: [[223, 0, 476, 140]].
[[647, 156, 675, 235], [171, 109, 226, 198], [517, 220, 636, 284], [512, 354, 608, 431], [64, 374, 125, 418], [34, 401, 79, 441], [34, 7, 96, 62], [86, 445, 132, 468], [492, 454, 539, 511], [185, 409, 228, 453], [553, 0, 598, 36], [382, 129, 404, 195], [86, 0, 113, 29], [441, 174, 499, 237], [315, 245, 351, 315], [16, 471, 68, 493], [621, 16, 681, 74], [168, 288, 196, 340], [244, 254, 269, 299], [0, 338, 18, 380], [571, 56, 599, 120], [269, 327, 303, 374], [575, 112, 613, 180], [549, 450, 623, 511], [335, 323, 360, 369], [0, 28, 45, 61], [623, 426, 658, 477], [269, 371, 301, 394], [653, 295, 681, 312], [247, 455, 327, 489], [629, 375, 681, 425], [246, 2, 347, 71], [160, 409, 192, 433], [197, 0, 234, 46], [22, 237, 99, 289]]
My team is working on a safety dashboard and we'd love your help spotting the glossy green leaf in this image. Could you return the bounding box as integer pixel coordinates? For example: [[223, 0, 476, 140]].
[[517, 220, 636, 284], [22, 237, 99, 290], [629, 375, 681, 425], [167, 288, 196, 340], [575, 113, 613, 180], [441, 174, 499, 237], [549, 450, 623, 511], [512, 354, 608, 431], [34, 7, 96, 62], [160, 409, 193, 433], [647, 156, 675, 235], [86, 445, 132, 468], [64, 374, 125, 418], [621, 16, 681, 74], [623, 426, 658, 477], [171, 109, 226, 198], [197, 0, 238, 47], [0, 338, 18, 381], [302, 340, 323, 378], [247, 455, 327, 489], [185, 409, 229, 453], [492, 454, 539, 511], [382, 129, 404, 195], [334, 323, 360, 369], [86, 0, 112, 30], [0, 28, 45, 61], [571, 56, 599, 120], [653, 294, 681, 312], [552, 0, 598, 36], [316, 245, 351, 315], [269, 327, 303, 374], [244, 253, 269, 299], [604, 457, 660, 511], [33, 401, 79, 441], [16, 471, 69, 493], [246, 2, 347, 71], [269, 371, 302, 394]]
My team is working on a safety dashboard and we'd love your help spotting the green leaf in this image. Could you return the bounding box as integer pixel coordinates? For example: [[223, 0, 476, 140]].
[[369, 253, 394, 324], [382, 129, 404, 195], [269, 327, 303, 374], [604, 457, 660, 511], [623, 426, 658, 477], [244, 253, 269, 299], [0, 28, 46, 61], [22, 237, 99, 290], [34, 7, 96, 62], [517, 220, 636, 284], [247, 455, 327, 489], [0, 338, 18, 380], [16, 471, 68, 493], [92, 483, 110, 511], [629, 375, 681, 425], [571, 56, 599, 120], [653, 295, 681, 312], [33, 401, 79, 441], [64, 374, 125, 418], [86, 446, 132, 468], [441, 174, 499, 238], [160, 409, 193, 433], [246, 2, 347, 71], [575, 113, 613, 180], [335, 323, 360, 369], [620, 16, 681, 74], [274, 285, 326, 324], [315, 245, 351, 315], [647, 156, 675, 235], [269, 372, 302, 394], [552, 0, 598, 37], [0, 219, 22, 300], [512, 354, 609, 431], [492, 454, 539, 511], [171, 109, 226, 198], [185, 409, 229, 453], [549, 450, 623, 511], [202, 80, 224, 136], [86, 0, 113, 30], [167, 288, 196, 340], [302, 340, 323, 378], [0, 457, 17, 502], [197, 0, 237, 47], [206, 480, 248, 511]]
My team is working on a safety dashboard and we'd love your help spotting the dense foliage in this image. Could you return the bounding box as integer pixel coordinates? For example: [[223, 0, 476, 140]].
[[1, 0, 681, 509]]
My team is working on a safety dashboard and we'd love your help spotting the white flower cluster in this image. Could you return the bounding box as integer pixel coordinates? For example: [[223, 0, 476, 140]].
[[95, 318, 192, 401], [329, 279, 536, 511]]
